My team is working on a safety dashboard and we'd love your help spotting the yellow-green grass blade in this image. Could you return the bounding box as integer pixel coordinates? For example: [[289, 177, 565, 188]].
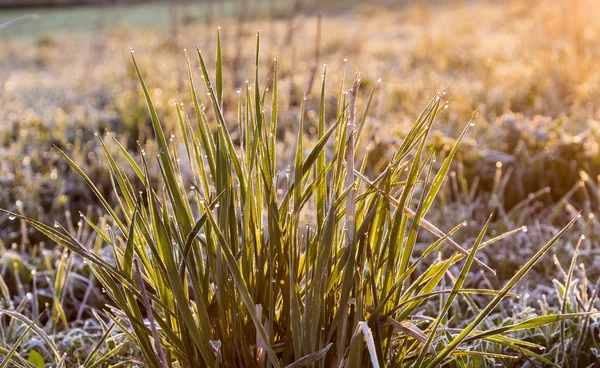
[[415, 215, 492, 366], [426, 214, 579, 368], [0, 313, 45, 368]]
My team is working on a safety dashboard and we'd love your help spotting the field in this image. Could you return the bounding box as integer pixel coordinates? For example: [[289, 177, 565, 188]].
[[1, 0, 600, 366]]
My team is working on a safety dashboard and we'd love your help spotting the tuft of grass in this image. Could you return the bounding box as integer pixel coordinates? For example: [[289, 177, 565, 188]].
[[1, 31, 592, 367]]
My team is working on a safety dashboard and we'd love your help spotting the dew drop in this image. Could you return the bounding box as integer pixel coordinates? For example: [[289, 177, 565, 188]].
[[469, 122, 475, 127], [8, 215, 16, 221], [521, 226, 528, 233], [54, 222, 60, 228], [130, 47, 135, 53]]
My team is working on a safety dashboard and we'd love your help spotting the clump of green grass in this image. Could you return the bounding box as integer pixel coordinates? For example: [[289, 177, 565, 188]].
[[1, 30, 591, 367]]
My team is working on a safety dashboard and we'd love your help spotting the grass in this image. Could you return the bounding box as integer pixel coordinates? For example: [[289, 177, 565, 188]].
[[1, 0, 600, 366], [1, 29, 597, 367]]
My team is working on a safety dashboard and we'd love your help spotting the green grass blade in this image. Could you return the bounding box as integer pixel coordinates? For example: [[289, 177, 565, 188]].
[[426, 214, 579, 367]]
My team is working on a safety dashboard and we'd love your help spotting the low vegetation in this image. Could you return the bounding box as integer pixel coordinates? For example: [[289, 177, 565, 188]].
[[1, 0, 600, 366]]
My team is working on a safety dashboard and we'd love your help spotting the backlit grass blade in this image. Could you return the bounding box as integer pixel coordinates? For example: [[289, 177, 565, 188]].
[[131, 51, 193, 235], [426, 214, 579, 367], [421, 112, 476, 217], [317, 64, 327, 226], [0, 313, 44, 368], [201, 202, 281, 368], [465, 312, 596, 343], [215, 27, 223, 108], [283, 343, 332, 368], [415, 214, 492, 366]]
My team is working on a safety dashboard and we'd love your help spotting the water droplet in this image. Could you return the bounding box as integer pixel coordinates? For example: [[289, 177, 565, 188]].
[[469, 122, 475, 127], [54, 222, 60, 228], [130, 47, 135, 53], [521, 226, 528, 233], [8, 215, 16, 221]]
